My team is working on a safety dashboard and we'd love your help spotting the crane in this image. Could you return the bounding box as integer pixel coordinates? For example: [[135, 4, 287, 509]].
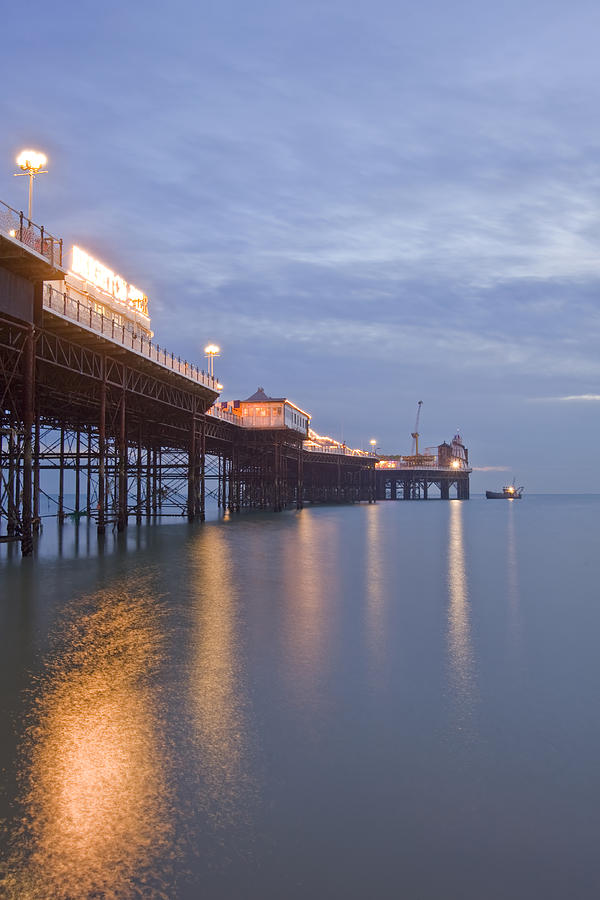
[[411, 400, 423, 456]]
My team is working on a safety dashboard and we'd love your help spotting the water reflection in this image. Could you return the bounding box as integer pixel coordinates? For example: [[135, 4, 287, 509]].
[[447, 502, 477, 727], [365, 504, 386, 681], [2, 582, 174, 899], [282, 511, 339, 712], [507, 503, 522, 653], [189, 526, 253, 826]]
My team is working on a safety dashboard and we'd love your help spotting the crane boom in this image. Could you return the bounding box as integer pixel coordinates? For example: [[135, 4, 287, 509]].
[[410, 400, 423, 456]]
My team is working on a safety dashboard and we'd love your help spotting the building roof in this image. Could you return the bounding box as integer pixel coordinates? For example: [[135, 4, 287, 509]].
[[241, 387, 311, 420], [244, 387, 286, 403]]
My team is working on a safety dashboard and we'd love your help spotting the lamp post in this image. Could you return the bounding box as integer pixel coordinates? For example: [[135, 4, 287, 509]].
[[204, 344, 220, 380], [370, 439, 378, 456], [14, 149, 48, 221]]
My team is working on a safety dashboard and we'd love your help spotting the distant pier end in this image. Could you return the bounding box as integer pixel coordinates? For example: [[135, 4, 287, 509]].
[[375, 433, 471, 500]]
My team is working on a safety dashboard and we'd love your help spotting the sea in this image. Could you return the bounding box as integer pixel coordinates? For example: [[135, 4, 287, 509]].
[[1, 494, 600, 899]]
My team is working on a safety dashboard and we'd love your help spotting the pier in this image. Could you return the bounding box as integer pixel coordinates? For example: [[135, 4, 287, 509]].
[[0, 200, 469, 556], [375, 435, 471, 500]]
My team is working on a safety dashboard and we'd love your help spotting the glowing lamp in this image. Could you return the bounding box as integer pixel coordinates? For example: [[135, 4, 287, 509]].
[[17, 149, 47, 172], [14, 148, 48, 220], [204, 344, 220, 380]]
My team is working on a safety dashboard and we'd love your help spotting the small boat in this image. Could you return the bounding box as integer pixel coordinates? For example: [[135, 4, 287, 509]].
[[486, 483, 523, 499]]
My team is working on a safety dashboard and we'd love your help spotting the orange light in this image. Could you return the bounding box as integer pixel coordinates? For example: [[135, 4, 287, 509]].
[[17, 149, 47, 172]]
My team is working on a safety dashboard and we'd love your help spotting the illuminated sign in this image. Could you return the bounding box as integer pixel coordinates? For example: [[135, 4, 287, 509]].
[[71, 246, 149, 318]]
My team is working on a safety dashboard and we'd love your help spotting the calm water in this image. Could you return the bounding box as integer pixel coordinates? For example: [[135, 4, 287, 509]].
[[1, 496, 600, 899]]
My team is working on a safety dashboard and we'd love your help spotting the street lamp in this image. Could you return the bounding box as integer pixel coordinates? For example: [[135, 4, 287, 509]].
[[14, 149, 48, 221], [370, 439, 378, 456], [204, 344, 220, 379]]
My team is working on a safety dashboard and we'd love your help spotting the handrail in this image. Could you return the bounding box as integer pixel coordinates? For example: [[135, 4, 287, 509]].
[[207, 406, 375, 455], [375, 461, 471, 471], [0, 198, 63, 266], [43, 285, 221, 392], [207, 406, 239, 424], [304, 443, 377, 458]]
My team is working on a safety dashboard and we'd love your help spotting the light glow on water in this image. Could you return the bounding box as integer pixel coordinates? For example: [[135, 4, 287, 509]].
[[447, 501, 477, 725], [3, 497, 600, 898], [188, 526, 253, 824], [2, 585, 174, 899]]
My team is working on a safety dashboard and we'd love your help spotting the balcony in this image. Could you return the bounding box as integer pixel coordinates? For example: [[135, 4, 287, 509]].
[[0, 198, 63, 267], [43, 285, 221, 393], [207, 405, 239, 424]]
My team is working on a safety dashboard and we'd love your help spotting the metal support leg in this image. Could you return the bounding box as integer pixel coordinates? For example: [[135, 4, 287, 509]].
[[58, 425, 65, 523], [117, 392, 127, 532], [136, 423, 143, 525], [200, 415, 206, 521], [297, 446, 303, 509], [21, 327, 34, 556], [146, 445, 152, 520], [86, 424, 92, 514], [75, 427, 81, 514], [33, 413, 40, 530], [188, 417, 196, 522], [98, 367, 106, 536]]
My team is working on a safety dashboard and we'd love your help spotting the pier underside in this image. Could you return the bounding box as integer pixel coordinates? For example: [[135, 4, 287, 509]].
[[376, 469, 470, 500], [0, 310, 375, 555]]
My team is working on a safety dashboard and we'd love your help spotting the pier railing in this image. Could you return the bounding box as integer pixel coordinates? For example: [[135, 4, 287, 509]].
[[207, 405, 239, 424], [1, 199, 63, 267], [304, 443, 376, 458], [207, 407, 378, 456], [376, 459, 471, 471], [43, 285, 221, 392]]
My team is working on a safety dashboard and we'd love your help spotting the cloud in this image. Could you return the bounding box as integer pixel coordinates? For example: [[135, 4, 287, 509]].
[[473, 466, 511, 471], [530, 394, 600, 402]]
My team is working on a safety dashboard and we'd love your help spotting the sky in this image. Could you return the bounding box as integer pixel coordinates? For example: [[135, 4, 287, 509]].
[[2, 0, 600, 491]]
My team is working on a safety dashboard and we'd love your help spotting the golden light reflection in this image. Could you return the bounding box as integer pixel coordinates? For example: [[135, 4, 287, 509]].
[[282, 512, 339, 712], [189, 526, 253, 824], [507, 503, 522, 653], [447, 502, 477, 725], [2, 584, 174, 900], [365, 504, 386, 681]]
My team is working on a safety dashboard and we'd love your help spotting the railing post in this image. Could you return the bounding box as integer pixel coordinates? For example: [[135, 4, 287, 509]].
[[19, 211, 23, 242]]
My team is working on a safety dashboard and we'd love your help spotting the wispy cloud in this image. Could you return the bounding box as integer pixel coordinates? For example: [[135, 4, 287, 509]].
[[530, 394, 600, 402], [473, 466, 511, 471]]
